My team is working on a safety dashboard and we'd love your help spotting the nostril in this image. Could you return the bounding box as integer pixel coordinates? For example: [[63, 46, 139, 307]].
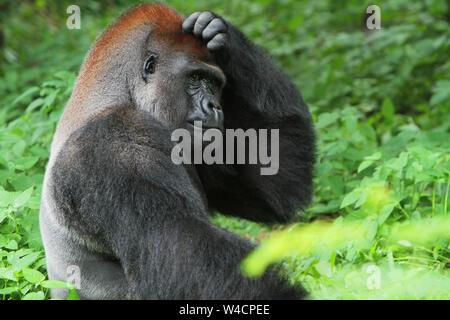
[[201, 98, 221, 113]]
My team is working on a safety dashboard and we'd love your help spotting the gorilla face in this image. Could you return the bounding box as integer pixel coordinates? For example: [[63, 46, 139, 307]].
[[135, 41, 225, 133], [184, 63, 225, 132]]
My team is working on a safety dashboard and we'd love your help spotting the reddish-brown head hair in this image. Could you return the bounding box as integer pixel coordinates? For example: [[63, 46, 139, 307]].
[[83, 3, 211, 75]]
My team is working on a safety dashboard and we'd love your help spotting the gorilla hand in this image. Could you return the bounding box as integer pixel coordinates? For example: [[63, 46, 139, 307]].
[[182, 12, 229, 51]]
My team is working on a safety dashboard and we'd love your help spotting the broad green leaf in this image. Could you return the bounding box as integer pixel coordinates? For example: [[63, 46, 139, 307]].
[[12, 87, 39, 105], [22, 267, 45, 284], [22, 291, 45, 300], [15, 157, 40, 171], [358, 160, 375, 173], [430, 80, 450, 106], [0, 211, 6, 224], [41, 280, 73, 289], [381, 97, 395, 124], [44, 89, 59, 107], [316, 112, 339, 129], [68, 288, 80, 300], [6, 240, 18, 250], [12, 140, 27, 157], [390, 152, 409, 172], [25, 98, 45, 113], [340, 189, 361, 209], [13, 187, 33, 208], [0, 267, 17, 281], [10, 252, 40, 269], [0, 287, 18, 295], [377, 203, 396, 225], [0, 190, 19, 207]]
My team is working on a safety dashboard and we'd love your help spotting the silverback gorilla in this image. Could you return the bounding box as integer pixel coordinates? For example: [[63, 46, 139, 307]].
[[40, 3, 315, 299]]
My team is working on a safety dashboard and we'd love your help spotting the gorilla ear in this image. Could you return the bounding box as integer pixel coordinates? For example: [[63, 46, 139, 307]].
[[142, 53, 158, 81]]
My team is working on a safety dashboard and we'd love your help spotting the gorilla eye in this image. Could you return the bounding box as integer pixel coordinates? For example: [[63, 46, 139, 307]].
[[142, 54, 158, 79], [191, 73, 201, 81]]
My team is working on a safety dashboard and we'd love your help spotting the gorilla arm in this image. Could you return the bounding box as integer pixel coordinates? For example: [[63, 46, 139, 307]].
[[50, 107, 304, 299], [183, 13, 316, 224]]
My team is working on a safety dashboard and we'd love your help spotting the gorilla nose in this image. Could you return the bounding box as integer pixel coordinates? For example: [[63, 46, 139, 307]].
[[202, 104, 224, 129], [189, 97, 223, 130], [201, 98, 221, 113]]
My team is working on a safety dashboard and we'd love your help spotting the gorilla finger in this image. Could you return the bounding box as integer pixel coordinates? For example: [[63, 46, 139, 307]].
[[182, 12, 202, 33], [207, 33, 228, 51], [193, 12, 215, 37], [202, 18, 227, 41]]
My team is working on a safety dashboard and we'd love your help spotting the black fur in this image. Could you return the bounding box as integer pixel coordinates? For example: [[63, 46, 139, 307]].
[[51, 107, 305, 299]]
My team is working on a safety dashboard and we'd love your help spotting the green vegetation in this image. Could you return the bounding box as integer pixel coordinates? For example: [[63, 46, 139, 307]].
[[0, 0, 448, 299]]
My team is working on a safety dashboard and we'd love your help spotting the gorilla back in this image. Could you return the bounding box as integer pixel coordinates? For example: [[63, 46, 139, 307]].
[[40, 4, 315, 299]]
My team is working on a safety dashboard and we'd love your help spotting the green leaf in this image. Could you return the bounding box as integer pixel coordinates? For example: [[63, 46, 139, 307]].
[[22, 267, 45, 284], [20, 284, 32, 296], [22, 291, 45, 300], [25, 98, 45, 113], [10, 252, 40, 269], [340, 189, 361, 209], [377, 203, 396, 225], [12, 87, 39, 105], [68, 288, 80, 300], [12, 140, 27, 157], [381, 97, 395, 124], [390, 152, 409, 172], [432, 245, 443, 260], [9, 174, 35, 191], [44, 89, 59, 107], [6, 240, 18, 250], [13, 187, 33, 208], [41, 280, 73, 289], [15, 157, 40, 171], [0, 287, 18, 295], [316, 112, 339, 129], [430, 80, 450, 106], [0, 190, 18, 207], [0, 267, 17, 281], [358, 160, 375, 173], [0, 212, 6, 224]]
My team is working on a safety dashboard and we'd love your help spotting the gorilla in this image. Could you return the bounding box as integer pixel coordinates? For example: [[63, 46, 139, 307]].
[[40, 4, 315, 299]]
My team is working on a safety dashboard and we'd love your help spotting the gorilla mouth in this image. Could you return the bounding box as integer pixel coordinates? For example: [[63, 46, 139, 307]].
[[186, 109, 224, 132], [187, 121, 223, 132]]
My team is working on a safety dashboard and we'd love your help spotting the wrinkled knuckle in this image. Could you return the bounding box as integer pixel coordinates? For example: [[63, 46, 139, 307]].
[[208, 33, 226, 50], [200, 11, 213, 20], [215, 18, 227, 31], [201, 28, 212, 39], [210, 18, 221, 27], [216, 33, 226, 41], [187, 12, 201, 22]]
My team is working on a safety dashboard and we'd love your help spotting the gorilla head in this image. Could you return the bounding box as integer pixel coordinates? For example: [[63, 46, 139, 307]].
[[54, 4, 226, 157], [132, 8, 226, 132]]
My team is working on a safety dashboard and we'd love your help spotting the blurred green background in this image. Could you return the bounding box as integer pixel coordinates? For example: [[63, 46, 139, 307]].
[[0, 0, 448, 300]]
